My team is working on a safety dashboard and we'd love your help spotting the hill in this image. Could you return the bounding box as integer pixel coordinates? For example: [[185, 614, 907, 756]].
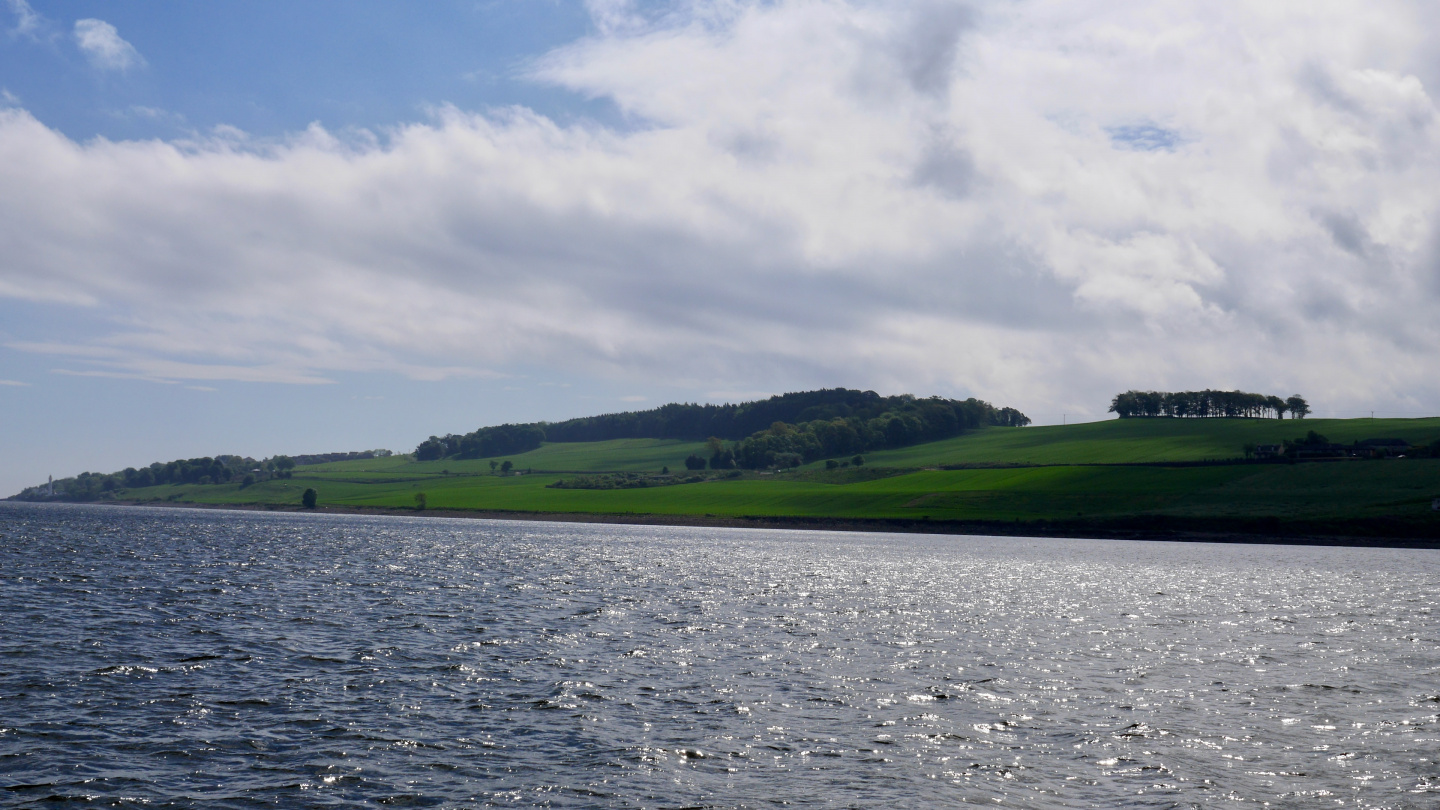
[[413, 388, 1029, 463], [23, 415, 1439, 545], [861, 416, 1440, 467]]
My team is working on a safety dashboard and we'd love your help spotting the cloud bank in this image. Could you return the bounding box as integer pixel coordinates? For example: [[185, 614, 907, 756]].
[[3, 0, 1438, 417]]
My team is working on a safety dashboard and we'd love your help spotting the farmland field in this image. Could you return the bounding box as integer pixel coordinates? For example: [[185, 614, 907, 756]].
[[63, 417, 1440, 540]]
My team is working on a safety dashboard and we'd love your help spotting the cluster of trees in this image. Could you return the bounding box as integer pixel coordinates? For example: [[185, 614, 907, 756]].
[[13, 454, 302, 502], [680, 396, 1028, 470], [542, 389, 904, 443], [290, 450, 390, 465], [1110, 390, 1310, 419], [1246, 433, 1440, 460], [1406, 439, 1440, 458], [415, 389, 1030, 462], [415, 424, 545, 461], [548, 472, 691, 490]]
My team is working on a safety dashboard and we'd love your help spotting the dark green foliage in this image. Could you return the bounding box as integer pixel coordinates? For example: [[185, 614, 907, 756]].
[[684, 454, 707, 470], [500, 460, 514, 474], [725, 396, 1026, 469], [415, 390, 1029, 462], [825, 459, 840, 469], [547, 473, 683, 490], [853, 455, 865, 466], [414, 492, 427, 510], [288, 450, 388, 465], [14, 454, 268, 501], [1110, 390, 1305, 419], [709, 448, 736, 469], [1409, 439, 1440, 458], [301, 488, 318, 508], [993, 407, 1030, 428], [416, 423, 545, 461], [1281, 430, 1341, 458], [542, 388, 896, 443]]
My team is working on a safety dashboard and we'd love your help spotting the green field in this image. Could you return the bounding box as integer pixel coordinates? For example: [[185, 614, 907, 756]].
[[111, 417, 1440, 539], [298, 438, 710, 475], [861, 416, 1440, 467]]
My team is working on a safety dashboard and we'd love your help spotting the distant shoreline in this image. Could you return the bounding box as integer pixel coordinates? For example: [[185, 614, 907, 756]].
[[73, 499, 1440, 550]]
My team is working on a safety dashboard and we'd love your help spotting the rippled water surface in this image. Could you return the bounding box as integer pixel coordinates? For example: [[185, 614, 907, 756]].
[[1, 502, 1438, 808]]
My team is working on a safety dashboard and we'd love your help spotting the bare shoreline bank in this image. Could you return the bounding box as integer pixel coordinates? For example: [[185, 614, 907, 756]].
[[50, 498, 1436, 550]]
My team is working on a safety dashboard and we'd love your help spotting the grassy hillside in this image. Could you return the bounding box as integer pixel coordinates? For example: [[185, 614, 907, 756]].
[[120, 456, 1440, 530], [296, 417, 1440, 478], [304, 438, 709, 475], [54, 417, 1440, 540], [859, 417, 1440, 467]]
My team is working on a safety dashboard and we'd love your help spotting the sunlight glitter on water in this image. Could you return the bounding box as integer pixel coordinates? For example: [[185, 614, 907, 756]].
[[1, 501, 1438, 808]]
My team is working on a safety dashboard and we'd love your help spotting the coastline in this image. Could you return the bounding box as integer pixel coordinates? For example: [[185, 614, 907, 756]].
[[89, 499, 1440, 550]]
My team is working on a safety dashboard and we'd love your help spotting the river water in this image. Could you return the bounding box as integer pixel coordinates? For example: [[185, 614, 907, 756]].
[[1, 502, 1437, 808]]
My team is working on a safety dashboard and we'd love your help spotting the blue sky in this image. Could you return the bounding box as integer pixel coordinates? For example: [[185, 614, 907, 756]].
[[2, 1, 609, 140], [3, 0, 1439, 495]]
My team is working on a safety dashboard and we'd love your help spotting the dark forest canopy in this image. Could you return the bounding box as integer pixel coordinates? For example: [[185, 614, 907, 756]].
[[1110, 390, 1310, 419], [416, 389, 1030, 464]]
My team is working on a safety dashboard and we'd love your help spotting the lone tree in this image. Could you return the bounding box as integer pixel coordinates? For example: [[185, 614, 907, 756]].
[[301, 488, 318, 509], [500, 460, 514, 474], [684, 454, 706, 470], [490, 460, 498, 473], [1285, 395, 1310, 419], [414, 492, 427, 510]]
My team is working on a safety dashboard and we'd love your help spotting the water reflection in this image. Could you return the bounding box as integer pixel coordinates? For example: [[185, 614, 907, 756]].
[[1, 502, 1437, 807]]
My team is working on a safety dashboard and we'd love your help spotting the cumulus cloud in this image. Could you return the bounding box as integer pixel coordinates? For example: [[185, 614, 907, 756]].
[[73, 18, 143, 71], [1, 0, 1438, 418]]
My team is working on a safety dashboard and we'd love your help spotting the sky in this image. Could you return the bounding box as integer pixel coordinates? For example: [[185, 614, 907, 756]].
[[2, 0, 1439, 495]]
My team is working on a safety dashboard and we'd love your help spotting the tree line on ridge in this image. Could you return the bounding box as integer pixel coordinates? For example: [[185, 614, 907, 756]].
[[1109, 390, 1310, 419], [415, 388, 1030, 468]]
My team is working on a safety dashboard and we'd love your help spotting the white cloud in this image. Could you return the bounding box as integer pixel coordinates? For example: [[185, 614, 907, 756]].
[[0, 0, 1437, 419], [6, 0, 40, 39], [0, 378, 31, 386], [73, 18, 144, 71]]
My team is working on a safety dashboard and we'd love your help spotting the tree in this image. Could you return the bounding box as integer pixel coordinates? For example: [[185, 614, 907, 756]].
[[500, 460, 514, 474], [684, 454, 706, 470], [416, 437, 447, 461], [414, 492, 427, 510], [709, 447, 735, 469], [301, 488, 318, 508], [490, 460, 499, 473], [852, 455, 865, 466], [1285, 395, 1310, 419], [661, 465, 669, 475], [825, 459, 840, 469], [241, 474, 255, 488]]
